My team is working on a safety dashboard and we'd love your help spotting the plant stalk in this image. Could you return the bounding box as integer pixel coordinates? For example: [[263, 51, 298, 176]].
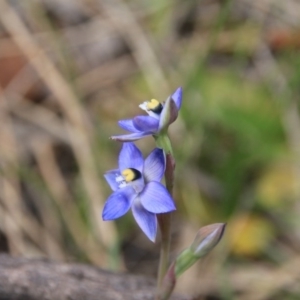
[[155, 134, 175, 296]]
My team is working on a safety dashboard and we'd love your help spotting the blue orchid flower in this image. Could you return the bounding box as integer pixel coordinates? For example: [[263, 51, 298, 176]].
[[111, 87, 183, 142], [102, 142, 176, 242]]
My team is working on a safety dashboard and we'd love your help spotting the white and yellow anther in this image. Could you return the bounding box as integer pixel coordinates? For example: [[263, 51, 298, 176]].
[[116, 168, 141, 188], [139, 99, 163, 119], [146, 99, 162, 112], [122, 168, 140, 182]]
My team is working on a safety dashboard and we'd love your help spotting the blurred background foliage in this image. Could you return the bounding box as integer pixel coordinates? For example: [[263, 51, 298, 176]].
[[0, 0, 300, 299]]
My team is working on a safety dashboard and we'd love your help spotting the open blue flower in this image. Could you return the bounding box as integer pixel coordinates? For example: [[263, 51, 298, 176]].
[[102, 142, 176, 241], [111, 87, 183, 142]]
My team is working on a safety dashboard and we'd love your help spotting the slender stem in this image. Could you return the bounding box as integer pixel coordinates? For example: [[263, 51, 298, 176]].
[[157, 212, 171, 290], [155, 134, 175, 295], [155, 133, 173, 156]]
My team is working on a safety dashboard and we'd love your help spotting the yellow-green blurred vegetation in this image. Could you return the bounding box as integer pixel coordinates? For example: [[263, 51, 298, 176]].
[[0, 0, 300, 299]]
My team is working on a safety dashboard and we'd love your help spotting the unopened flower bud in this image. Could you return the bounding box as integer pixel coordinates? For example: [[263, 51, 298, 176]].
[[175, 223, 226, 276], [191, 223, 226, 258]]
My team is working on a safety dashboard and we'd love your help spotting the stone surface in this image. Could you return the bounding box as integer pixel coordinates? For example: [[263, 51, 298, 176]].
[[0, 255, 190, 300]]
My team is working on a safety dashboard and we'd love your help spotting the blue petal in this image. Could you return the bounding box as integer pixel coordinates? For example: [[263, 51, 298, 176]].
[[104, 169, 120, 191], [102, 186, 136, 220], [171, 87, 183, 110], [143, 148, 165, 182], [118, 119, 141, 133], [132, 198, 157, 242], [140, 182, 176, 213], [133, 116, 159, 132], [119, 142, 144, 173], [111, 132, 152, 142], [158, 97, 178, 132]]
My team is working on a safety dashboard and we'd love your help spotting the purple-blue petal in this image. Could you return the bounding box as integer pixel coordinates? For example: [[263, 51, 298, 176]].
[[104, 169, 120, 191], [133, 116, 159, 132], [118, 119, 141, 133], [102, 186, 136, 220], [143, 148, 165, 183], [171, 87, 183, 110], [140, 181, 176, 213], [111, 132, 152, 142], [119, 142, 144, 173], [132, 198, 157, 242], [158, 97, 178, 131]]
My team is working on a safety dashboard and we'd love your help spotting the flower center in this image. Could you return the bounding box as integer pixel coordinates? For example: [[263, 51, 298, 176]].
[[115, 168, 144, 191], [116, 168, 142, 188], [146, 99, 163, 114], [121, 168, 141, 182]]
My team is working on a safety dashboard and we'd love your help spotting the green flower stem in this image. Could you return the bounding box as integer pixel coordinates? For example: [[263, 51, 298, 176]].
[[155, 134, 175, 294], [157, 261, 176, 300], [155, 133, 173, 156], [158, 223, 226, 299], [174, 249, 198, 277], [156, 213, 172, 291]]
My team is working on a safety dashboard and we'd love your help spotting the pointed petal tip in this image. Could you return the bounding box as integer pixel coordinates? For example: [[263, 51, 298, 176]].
[[171, 87, 183, 110], [148, 233, 156, 243], [132, 201, 157, 242], [102, 212, 110, 221], [146, 226, 157, 242], [142, 231, 156, 243], [110, 136, 119, 141], [175, 86, 183, 93], [218, 223, 227, 239]]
